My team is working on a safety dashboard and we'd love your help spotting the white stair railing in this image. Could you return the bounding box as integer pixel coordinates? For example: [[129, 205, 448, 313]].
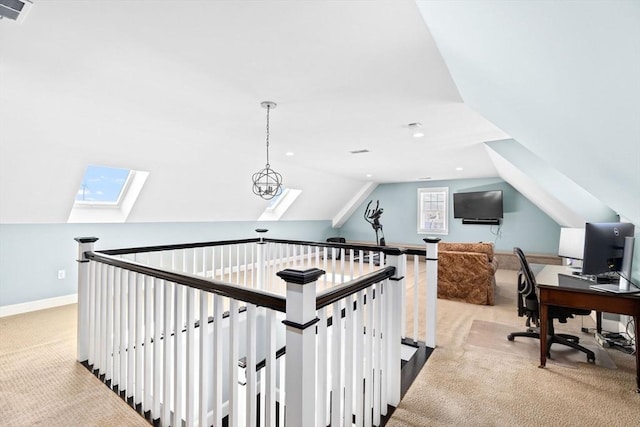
[[75, 235, 434, 427]]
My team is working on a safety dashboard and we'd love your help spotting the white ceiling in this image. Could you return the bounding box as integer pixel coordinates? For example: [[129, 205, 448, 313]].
[[0, 0, 509, 224]]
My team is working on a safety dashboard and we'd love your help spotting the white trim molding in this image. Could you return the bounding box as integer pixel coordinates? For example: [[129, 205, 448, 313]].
[[0, 293, 78, 318]]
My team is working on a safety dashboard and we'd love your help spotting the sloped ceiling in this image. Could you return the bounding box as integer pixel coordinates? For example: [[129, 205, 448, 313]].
[[485, 139, 616, 227], [417, 1, 640, 226], [0, 0, 509, 224], [4, 1, 636, 228]]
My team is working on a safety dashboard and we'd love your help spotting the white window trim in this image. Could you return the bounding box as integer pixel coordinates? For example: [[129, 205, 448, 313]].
[[417, 187, 449, 235]]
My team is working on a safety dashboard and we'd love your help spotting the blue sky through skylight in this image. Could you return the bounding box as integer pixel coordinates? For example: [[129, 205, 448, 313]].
[[75, 165, 131, 202]]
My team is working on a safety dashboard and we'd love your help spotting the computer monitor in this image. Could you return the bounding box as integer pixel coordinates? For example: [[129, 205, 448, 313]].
[[558, 227, 585, 267], [582, 222, 636, 293]]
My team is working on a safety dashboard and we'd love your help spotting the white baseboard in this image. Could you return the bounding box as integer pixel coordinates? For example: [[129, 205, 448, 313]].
[[0, 294, 78, 318]]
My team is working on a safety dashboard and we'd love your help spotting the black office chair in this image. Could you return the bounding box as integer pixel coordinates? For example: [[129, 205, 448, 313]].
[[325, 237, 346, 260], [507, 247, 596, 363]]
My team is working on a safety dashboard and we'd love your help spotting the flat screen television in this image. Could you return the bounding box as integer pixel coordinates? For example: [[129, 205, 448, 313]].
[[582, 222, 636, 293], [453, 190, 503, 220]]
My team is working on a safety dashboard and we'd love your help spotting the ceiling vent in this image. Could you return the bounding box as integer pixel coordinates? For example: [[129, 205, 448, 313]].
[[349, 149, 370, 154], [0, 0, 32, 24]]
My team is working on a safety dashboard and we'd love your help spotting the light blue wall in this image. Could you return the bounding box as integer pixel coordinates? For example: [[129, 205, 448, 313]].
[[338, 178, 560, 254], [0, 220, 333, 307]]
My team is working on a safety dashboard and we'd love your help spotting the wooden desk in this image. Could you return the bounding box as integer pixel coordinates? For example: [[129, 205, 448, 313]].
[[536, 265, 640, 392]]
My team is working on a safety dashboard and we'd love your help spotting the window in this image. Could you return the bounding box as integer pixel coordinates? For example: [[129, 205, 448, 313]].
[[417, 187, 449, 235], [75, 165, 131, 204], [68, 164, 149, 223], [258, 188, 302, 221]]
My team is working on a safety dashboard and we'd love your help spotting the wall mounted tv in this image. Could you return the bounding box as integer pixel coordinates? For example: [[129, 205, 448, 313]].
[[453, 190, 503, 225]]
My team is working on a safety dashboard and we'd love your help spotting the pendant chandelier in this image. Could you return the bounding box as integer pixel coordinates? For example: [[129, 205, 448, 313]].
[[252, 101, 283, 200]]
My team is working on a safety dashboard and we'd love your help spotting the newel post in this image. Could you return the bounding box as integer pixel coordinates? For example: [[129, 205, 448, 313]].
[[255, 228, 268, 290], [277, 267, 325, 427], [74, 236, 98, 363], [384, 248, 406, 406], [424, 237, 440, 348]]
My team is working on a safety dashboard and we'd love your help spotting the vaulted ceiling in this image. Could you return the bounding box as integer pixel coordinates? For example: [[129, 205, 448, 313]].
[[1, 1, 637, 226]]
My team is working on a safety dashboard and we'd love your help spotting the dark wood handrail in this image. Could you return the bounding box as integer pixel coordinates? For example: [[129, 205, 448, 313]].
[[96, 237, 412, 258], [86, 251, 286, 313], [99, 238, 260, 256], [404, 248, 427, 256], [263, 238, 407, 256], [316, 266, 396, 310]]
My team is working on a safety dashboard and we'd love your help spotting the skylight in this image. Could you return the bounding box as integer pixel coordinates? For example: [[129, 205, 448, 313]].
[[258, 188, 302, 221], [75, 165, 131, 204], [68, 164, 149, 223]]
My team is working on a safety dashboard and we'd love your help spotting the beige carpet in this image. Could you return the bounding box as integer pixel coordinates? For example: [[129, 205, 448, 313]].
[[466, 319, 616, 370], [388, 269, 640, 427], [0, 304, 148, 427], [1, 269, 638, 426]]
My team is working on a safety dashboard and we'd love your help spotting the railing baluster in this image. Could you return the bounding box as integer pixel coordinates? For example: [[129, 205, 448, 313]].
[[344, 292, 354, 427], [317, 308, 328, 427], [153, 278, 162, 421], [243, 244, 248, 287], [174, 283, 185, 425], [259, 346, 266, 427], [214, 246, 219, 279], [127, 270, 136, 401], [106, 265, 114, 386], [135, 273, 144, 409], [119, 268, 128, 394], [236, 244, 241, 284], [144, 275, 153, 414], [199, 289, 210, 427], [88, 261, 96, 368], [246, 303, 257, 427], [265, 309, 276, 427], [331, 299, 342, 427], [99, 263, 107, 376], [229, 298, 239, 427], [113, 267, 121, 392], [163, 281, 173, 426], [322, 247, 328, 290], [219, 245, 224, 281], [380, 280, 388, 417], [186, 287, 196, 427], [354, 290, 364, 427], [373, 282, 381, 425], [212, 294, 223, 427], [228, 245, 232, 283], [278, 353, 286, 427], [364, 285, 373, 427]]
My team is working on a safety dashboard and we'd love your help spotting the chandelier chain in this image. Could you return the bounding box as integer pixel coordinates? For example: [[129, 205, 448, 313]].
[[265, 104, 270, 167]]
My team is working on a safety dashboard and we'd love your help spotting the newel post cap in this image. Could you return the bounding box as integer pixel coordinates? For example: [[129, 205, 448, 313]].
[[277, 268, 325, 285], [74, 237, 99, 243], [423, 237, 441, 244]]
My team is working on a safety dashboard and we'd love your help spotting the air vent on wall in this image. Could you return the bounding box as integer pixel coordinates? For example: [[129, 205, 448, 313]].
[[0, 0, 32, 24], [349, 149, 370, 154]]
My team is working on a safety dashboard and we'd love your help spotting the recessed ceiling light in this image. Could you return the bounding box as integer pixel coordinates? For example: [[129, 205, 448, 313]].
[[408, 123, 424, 138], [456, 167, 464, 171], [366, 174, 373, 178], [285, 152, 294, 156]]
